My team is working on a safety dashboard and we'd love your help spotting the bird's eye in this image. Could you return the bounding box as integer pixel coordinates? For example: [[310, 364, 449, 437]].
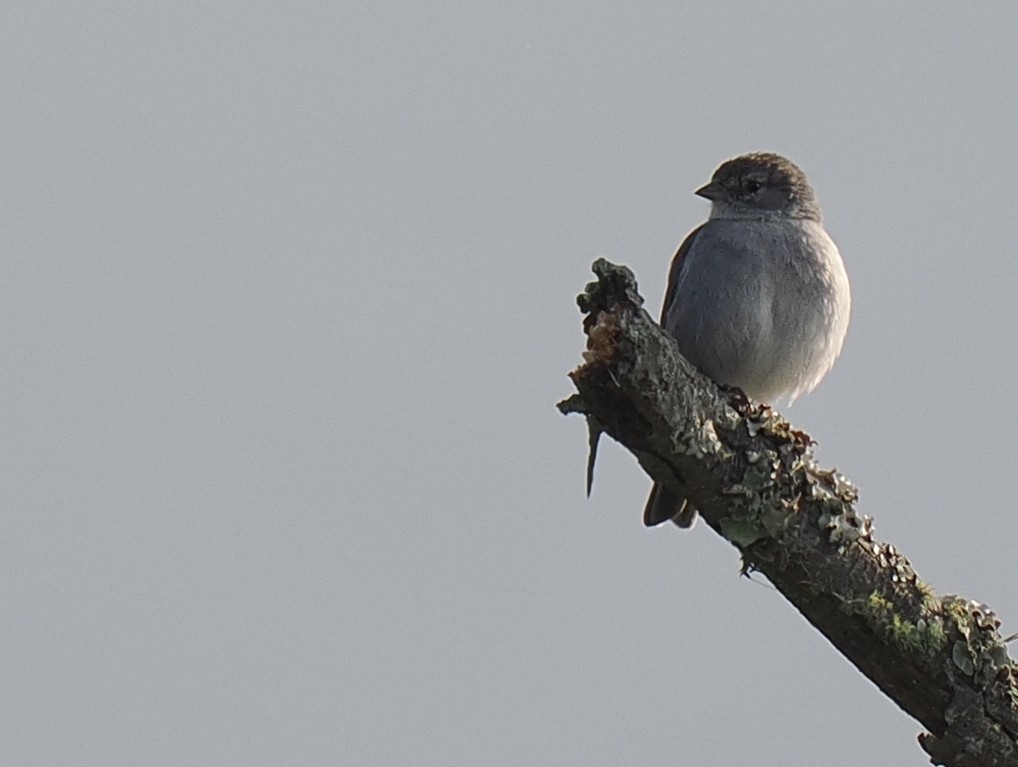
[[744, 179, 762, 193]]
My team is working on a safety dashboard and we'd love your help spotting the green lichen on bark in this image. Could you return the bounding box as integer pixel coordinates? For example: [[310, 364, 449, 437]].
[[840, 591, 947, 658]]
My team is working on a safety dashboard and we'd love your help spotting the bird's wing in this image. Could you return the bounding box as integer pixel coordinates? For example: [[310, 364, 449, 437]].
[[643, 224, 707, 528], [660, 224, 706, 322]]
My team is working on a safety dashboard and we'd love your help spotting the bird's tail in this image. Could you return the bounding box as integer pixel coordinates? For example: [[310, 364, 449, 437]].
[[643, 483, 697, 528]]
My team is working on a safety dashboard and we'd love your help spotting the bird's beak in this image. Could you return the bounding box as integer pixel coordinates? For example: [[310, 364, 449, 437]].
[[694, 181, 722, 201]]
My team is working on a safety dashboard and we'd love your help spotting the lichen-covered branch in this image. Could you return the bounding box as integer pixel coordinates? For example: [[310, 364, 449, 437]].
[[558, 259, 1018, 767]]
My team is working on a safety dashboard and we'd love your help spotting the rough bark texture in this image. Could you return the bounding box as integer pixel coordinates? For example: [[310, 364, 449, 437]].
[[559, 259, 1018, 767]]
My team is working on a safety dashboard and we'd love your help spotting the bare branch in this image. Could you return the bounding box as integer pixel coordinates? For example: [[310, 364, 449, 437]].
[[559, 259, 1018, 767]]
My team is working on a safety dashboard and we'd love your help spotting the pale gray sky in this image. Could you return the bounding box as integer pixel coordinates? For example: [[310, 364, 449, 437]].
[[2, 2, 1017, 765]]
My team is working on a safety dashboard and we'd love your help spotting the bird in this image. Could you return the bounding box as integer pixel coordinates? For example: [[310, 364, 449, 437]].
[[644, 152, 851, 528]]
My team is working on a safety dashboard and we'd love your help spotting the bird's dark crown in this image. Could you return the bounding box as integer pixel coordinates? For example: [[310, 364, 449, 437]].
[[702, 152, 821, 221]]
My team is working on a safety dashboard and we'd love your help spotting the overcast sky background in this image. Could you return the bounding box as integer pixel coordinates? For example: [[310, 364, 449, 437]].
[[2, 3, 1017, 765]]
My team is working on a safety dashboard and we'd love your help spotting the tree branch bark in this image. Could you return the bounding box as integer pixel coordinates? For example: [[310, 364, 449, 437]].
[[559, 259, 1018, 767]]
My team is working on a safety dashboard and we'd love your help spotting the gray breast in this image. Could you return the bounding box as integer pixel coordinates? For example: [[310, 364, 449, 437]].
[[664, 218, 850, 403]]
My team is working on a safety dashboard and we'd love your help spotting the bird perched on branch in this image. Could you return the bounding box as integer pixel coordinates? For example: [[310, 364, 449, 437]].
[[645, 152, 851, 528]]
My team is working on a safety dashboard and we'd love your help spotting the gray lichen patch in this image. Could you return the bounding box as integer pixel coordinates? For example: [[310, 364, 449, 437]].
[[863, 541, 921, 587], [718, 450, 797, 546], [715, 410, 844, 548], [687, 418, 725, 460], [819, 504, 873, 548], [940, 595, 1015, 680]]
